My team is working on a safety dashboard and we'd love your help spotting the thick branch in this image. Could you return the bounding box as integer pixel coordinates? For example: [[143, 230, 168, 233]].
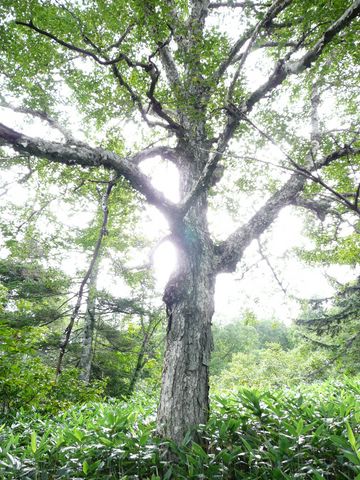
[[215, 144, 360, 272], [179, 118, 237, 215], [212, 72, 359, 271], [291, 197, 333, 221], [157, 33, 183, 93], [159, 46, 182, 89], [216, 171, 306, 272], [0, 123, 181, 223], [132, 145, 180, 165], [317, 145, 360, 169], [239, 84, 360, 216], [294, 164, 360, 216], [286, 1, 360, 74], [245, 0, 360, 111], [144, 61, 184, 132]]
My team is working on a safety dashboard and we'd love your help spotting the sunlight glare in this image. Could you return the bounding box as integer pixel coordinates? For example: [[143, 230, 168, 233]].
[[153, 240, 177, 289], [140, 157, 180, 203]]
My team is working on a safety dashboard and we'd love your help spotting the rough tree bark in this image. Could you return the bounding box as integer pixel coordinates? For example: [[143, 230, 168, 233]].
[[158, 193, 216, 441], [158, 250, 215, 442]]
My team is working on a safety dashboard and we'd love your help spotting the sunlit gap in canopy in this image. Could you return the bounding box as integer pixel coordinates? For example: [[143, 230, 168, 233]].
[[139, 156, 180, 289]]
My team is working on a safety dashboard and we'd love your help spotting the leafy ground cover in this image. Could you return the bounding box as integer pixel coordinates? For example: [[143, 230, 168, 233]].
[[0, 378, 359, 479]]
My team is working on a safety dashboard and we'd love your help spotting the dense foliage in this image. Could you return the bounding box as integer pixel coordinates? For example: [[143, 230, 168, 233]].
[[0, 168, 164, 401], [0, 378, 359, 479]]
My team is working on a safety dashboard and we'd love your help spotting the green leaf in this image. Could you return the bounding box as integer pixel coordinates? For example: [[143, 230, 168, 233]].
[[163, 466, 173, 480], [83, 460, 89, 474], [346, 421, 358, 452], [30, 431, 37, 454], [99, 436, 112, 446]]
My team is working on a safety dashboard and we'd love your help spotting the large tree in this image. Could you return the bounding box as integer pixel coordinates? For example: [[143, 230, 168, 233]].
[[0, 0, 359, 442]]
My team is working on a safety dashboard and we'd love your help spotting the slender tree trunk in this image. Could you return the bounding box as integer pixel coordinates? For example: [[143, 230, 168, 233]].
[[128, 349, 145, 396], [79, 264, 98, 383], [127, 333, 147, 396], [127, 314, 161, 396], [55, 179, 114, 379]]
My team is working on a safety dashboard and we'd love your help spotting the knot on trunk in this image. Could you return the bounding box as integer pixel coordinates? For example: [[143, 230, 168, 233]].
[[163, 271, 188, 312]]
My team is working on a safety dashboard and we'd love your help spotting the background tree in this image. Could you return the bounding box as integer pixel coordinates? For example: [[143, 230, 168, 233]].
[[211, 312, 292, 376], [0, 0, 359, 442], [298, 276, 360, 374], [0, 147, 164, 404]]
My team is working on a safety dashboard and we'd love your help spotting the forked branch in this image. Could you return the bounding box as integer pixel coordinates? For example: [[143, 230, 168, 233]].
[[16, 19, 184, 134], [184, 1, 359, 218]]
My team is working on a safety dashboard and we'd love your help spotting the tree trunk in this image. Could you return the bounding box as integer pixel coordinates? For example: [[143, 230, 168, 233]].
[[157, 140, 216, 442], [127, 332, 147, 396], [157, 247, 215, 443], [127, 314, 161, 396], [79, 265, 98, 383]]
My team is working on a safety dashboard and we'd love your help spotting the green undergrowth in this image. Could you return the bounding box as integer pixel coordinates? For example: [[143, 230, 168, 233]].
[[0, 378, 359, 479]]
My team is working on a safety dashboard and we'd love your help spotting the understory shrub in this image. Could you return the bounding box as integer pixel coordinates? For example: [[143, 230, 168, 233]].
[[0, 378, 359, 479], [0, 324, 106, 416]]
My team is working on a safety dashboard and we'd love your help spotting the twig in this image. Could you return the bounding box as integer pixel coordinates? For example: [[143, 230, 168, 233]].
[[257, 239, 287, 295]]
